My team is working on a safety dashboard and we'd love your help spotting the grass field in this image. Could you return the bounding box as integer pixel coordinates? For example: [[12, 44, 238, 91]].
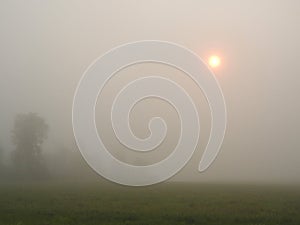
[[0, 181, 299, 225]]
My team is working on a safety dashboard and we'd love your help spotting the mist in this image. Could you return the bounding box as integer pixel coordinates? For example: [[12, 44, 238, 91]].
[[0, 0, 299, 185]]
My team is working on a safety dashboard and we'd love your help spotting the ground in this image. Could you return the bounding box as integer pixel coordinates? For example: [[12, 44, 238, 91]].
[[0, 181, 299, 225]]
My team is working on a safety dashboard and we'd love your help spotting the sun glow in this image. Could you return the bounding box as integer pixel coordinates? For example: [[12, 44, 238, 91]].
[[209, 55, 221, 68]]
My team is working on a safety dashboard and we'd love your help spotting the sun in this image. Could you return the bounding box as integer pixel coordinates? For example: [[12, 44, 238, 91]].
[[209, 55, 221, 68]]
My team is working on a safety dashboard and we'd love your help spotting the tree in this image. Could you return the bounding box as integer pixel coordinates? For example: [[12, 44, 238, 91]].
[[0, 144, 3, 166], [11, 113, 49, 179], [0, 144, 3, 176]]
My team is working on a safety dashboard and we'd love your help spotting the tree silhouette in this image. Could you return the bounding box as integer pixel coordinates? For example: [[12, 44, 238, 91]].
[[11, 113, 49, 178], [0, 144, 3, 165], [0, 144, 3, 176]]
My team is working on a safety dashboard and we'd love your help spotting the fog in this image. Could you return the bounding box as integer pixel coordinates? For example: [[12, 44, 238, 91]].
[[0, 0, 299, 184]]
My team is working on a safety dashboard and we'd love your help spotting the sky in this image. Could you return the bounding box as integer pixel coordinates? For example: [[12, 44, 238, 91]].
[[0, 0, 299, 184]]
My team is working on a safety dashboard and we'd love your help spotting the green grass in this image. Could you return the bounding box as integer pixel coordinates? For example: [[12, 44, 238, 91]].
[[0, 181, 299, 225]]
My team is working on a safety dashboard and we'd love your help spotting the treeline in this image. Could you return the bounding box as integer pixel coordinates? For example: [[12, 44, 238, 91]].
[[0, 113, 96, 182]]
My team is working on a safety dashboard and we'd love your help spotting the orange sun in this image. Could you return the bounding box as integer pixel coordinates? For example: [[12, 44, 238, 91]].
[[209, 55, 221, 68]]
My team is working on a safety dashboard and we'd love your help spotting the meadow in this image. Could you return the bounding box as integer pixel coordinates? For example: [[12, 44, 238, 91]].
[[0, 181, 299, 225]]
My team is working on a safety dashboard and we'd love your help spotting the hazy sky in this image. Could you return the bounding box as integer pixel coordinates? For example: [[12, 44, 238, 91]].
[[0, 0, 299, 184]]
